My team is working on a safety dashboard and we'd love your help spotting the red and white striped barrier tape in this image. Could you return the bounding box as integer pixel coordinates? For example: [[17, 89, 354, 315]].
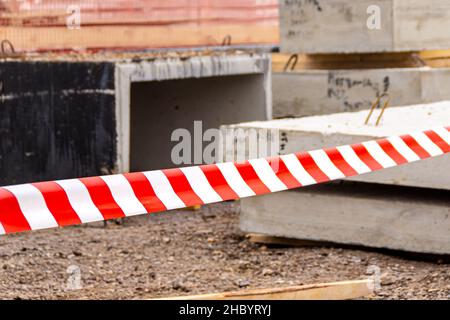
[[0, 126, 449, 235]]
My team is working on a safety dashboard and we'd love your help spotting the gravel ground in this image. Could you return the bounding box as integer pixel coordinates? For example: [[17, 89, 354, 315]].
[[0, 201, 449, 300]]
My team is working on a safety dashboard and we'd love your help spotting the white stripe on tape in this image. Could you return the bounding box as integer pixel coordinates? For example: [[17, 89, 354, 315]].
[[387, 136, 420, 162], [280, 154, 316, 186], [433, 127, 450, 145], [100, 174, 147, 216], [55, 179, 104, 223], [336, 145, 371, 174], [3, 184, 58, 230], [410, 132, 443, 157], [180, 166, 222, 204], [215, 162, 255, 198], [362, 140, 397, 168], [0, 222, 5, 235], [308, 149, 345, 180], [248, 158, 287, 192], [142, 170, 186, 210]]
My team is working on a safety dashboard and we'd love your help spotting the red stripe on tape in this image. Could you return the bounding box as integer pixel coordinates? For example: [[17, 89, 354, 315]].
[[163, 168, 203, 206], [424, 130, 450, 153], [32, 181, 82, 227], [267, 157, 302, 189], [296, 152, 329, 183], [325, 148, 358, 177], [401, 135, 431, 159], [0, 188, 31, 233], [351, 144, 383, 170], [80, 177, 126, 220], [200, 164, 239, 200], [235, 161, 271, 195], [376, 139, 408, 165], [123, 172, 167, 213]]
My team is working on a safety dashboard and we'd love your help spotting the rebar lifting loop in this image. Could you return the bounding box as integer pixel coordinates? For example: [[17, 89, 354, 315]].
[[222, 35, 232, 47], [1, 39, 15, 56], [283, 54, 298, 72], [364, 93, 390, 126]]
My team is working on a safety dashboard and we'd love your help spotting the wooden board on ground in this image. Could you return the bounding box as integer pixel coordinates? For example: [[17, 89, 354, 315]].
[[248, 233, 328, 247], [156, 279, 373, 300]]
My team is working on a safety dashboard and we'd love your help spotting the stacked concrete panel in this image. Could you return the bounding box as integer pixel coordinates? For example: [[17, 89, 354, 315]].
[[225, 103, 450, 253], [273, 67, 450, 118], [274, 0, 450, 118], [280, 0, 450, 54]]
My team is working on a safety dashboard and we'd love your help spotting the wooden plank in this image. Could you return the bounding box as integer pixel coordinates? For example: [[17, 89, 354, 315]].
[[0, 0, 279, 52], [248, 233, 329, 247], [272, 52, 425, 71], [0, 24, 279, 52], [156, 279, 374, 300]]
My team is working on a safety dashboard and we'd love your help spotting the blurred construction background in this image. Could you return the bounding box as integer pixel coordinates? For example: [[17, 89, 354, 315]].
[[0, 0, 449, 299]]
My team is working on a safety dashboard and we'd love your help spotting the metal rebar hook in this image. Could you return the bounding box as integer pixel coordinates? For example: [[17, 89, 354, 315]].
[[222, 35, 232, 47], [364, 93, 390, 126], [1, 39, 15, 56], [283, 54, 298, 72]]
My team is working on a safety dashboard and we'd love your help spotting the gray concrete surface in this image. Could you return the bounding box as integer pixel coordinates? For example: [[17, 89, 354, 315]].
[[280, 0, 450, 53], [273, 67, 450, 118], [241, 182, 450, 254], [115, 53, 272, 172], [222, 102, 450, 190]]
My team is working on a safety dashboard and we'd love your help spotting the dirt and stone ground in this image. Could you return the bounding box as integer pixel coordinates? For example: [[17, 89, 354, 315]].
[[0, 201, 449, 300]]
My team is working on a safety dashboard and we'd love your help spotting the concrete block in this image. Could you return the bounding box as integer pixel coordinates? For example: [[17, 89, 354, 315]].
[[0, 53, 271, 185], [223, 102, 450, 190], [240, 182, 450, 254], [280, 0, 450, 53], [273, 67, 450, 118]]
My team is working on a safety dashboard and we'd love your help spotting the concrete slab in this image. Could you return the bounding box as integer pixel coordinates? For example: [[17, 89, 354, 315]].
[[117, 53, 272, 173], [273, 67, 450, 118], [280, 0, 450, 53], [240, 182, 450, 254], [223, 102, 450, 190], [0, 52, 271, 185]]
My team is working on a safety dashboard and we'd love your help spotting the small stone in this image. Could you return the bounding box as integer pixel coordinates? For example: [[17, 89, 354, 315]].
[[262, 268, 274, 276], [207, 237, 215, 243], [237, 260, 250, 270], [381, 277, 395, 286], [235, 279, 250, 288], [168, 256, 175, 262], [162, 237, 171, 244], [172, 280, 190, 292], [73, 250, 82, 257]]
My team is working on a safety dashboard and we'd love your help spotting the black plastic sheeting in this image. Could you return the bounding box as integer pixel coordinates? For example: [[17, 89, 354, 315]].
[[0, 61, 117, 185]]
